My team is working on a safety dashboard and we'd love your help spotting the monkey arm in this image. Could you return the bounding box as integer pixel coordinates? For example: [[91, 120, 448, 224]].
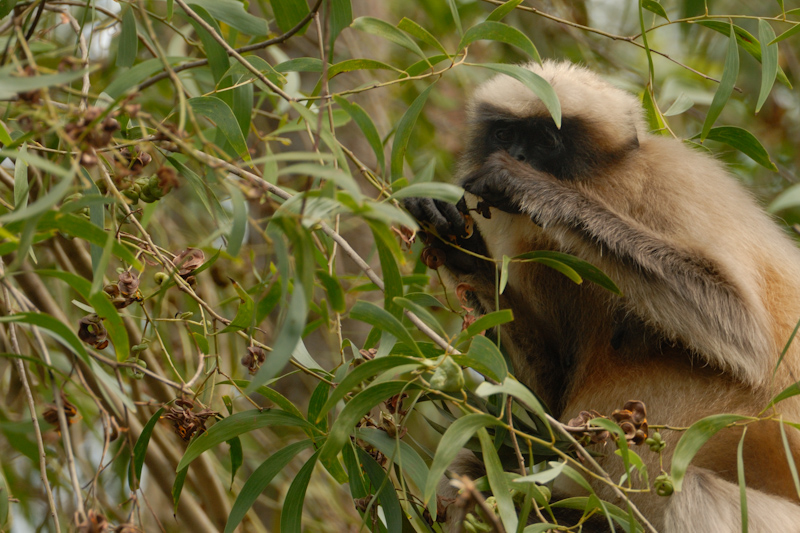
[[462, 152, 773, 386]]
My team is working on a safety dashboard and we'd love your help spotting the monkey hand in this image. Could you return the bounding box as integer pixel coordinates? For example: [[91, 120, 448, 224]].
[[402, 196, 489, 274], [463, 152, 582, 228]]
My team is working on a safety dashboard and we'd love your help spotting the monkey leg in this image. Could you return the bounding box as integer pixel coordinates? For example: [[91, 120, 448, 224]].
[[664, 467, 800, 533]]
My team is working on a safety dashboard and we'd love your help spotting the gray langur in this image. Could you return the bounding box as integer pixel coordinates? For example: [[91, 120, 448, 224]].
[[405, 61, 800, 532]]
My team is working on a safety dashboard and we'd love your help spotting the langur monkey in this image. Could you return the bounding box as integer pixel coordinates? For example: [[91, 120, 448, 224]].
[[405, 61, 800, 532]]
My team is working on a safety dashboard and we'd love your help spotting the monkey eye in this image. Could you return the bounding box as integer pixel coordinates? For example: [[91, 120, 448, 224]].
[[494, 127, 513, 144]]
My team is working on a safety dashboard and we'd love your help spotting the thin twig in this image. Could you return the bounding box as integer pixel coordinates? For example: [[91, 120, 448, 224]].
[[137, 0, 324, 91], [544, 413, 658, 533], [1, 266, 61, 532], [171, 0, 294, 102]]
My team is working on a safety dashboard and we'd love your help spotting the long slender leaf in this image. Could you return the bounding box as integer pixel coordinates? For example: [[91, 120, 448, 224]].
[[475, 63, 561, 127], [701, 24, 739, 141], [390, 84, 435, 181], [224, 440, 312, 533], [130, 408, 164, 490], [280, 449, 321, 533], [756, 20, 778, 113], [177, 409, 315, 471]]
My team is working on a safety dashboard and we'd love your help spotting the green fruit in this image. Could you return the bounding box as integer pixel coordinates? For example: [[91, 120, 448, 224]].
[[429, 356, 464, 392]]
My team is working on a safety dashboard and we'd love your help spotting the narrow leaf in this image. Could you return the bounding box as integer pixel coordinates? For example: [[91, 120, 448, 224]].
[[479, 429, 518, 532], [486, 0, 524, 22], [351, 17, 426, 59], [182, 0, 268, 35], [671, 414, 751, 491], [320, 381, 419, 465], [424, 414, 503, 508], [332, 96, 384, 173], [391, 182, 463, 204], [117, 8, 138, 68], [177, 409, 315, 471], [397, 18, 448, 56], [756, 20, 778, 113], [280, 449, 321, 533], [459, 21, 541, 63], [475, 63, 560, 127], [315, 356, 421, 423], [270, 0, 310, 33], [390, 84, 435, 181], [693, 126, 777, 171], [188, 96, 249, 158], [130, 408, 165, 490], [224, 440, 312, 533], [453, 335, 507, 382], [350, 301, 422, 356]]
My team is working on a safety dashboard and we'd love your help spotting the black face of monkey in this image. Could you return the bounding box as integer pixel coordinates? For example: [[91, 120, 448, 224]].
[[466, 103, 639, 182]]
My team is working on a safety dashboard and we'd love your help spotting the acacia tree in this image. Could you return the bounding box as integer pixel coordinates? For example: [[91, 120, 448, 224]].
[[1, 1, 799, 532]]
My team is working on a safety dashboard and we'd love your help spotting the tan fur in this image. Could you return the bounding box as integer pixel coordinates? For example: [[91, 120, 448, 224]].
[[446, 61, 800, 531]]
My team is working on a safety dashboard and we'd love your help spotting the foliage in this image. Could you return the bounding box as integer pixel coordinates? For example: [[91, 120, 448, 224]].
[[0, 0, 799, 532]]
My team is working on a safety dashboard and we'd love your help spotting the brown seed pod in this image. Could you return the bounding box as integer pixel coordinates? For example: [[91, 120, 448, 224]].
[[421, 246, 445, 269]]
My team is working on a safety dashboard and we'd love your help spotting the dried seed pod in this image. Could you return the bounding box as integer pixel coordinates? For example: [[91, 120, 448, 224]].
[[421, 246, 445, 269], [78, 315, 108, 349], [117, 271, 140, 296], [173, 248, 204, 278], [241, 346, 266, 375]]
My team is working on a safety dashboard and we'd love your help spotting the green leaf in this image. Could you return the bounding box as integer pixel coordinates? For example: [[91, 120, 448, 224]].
[[424, 414, 503, 510], [486, 0, 524, 22], [515, 461, 566, 484], [393, 297, 446, 338], [320, 381, 419, 465], [13, 143, 29, 209], [228, 436, 243, 488], [351, 17, 426, 59], [475, 63, 561, 127], [0, 68, 92, 99], [769, 183, 800, 213], [737, 428, 749, 532], [357, 447, 406, 531], [246, 282, 307, 392], [692, 126, 777, 171], [514, 250, 621, 295], [445, 0, 463, 35], [499, 254, 511, 294], [350, 301, 421, 356], [316, 270, 345, 313], [226, 185, 247, 257], [767, 382, 800, 408], [130, 408, 164, 490], [356, 427, 430, 492], [671, 414, 751, 491], [172, 467, 189, 515], [453, 335, 507, 383], [476, 377, 547, 421], [177, 409, 315, 471], [756, 20, 779, 114], [189, 96, 249, 159], [217, 279, 255, 334], [315, 356, 421, 423], [455, 309, 514, 343], [397, 18, 449, 56], [479, 429, 518, 533], [270, 0, 310, 34], [275, 57, 324, 73], [188, 5, 230, 83], [390, 84, 435, 181], [278, 163, 361, 199], [663, 93, 694, 116], [0, 0, 16, 18], [224, 440, 312, 533], [329, 59, 404, 78], [181, 0, 268, 35], [116, 7, 138, 68], [0, 313, 89, 364], [459, 21, 541, 63], [329, 0, 352, 45], [391, 182, 464, 204], [771, 23, 800, 45], [334, 96, 385, 172], [0, 172, 73, 224], [696, 21, 790, 87], [701, 25, 739, 141], [642, 0, 669, 20], [642, 88, 668, 134]]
